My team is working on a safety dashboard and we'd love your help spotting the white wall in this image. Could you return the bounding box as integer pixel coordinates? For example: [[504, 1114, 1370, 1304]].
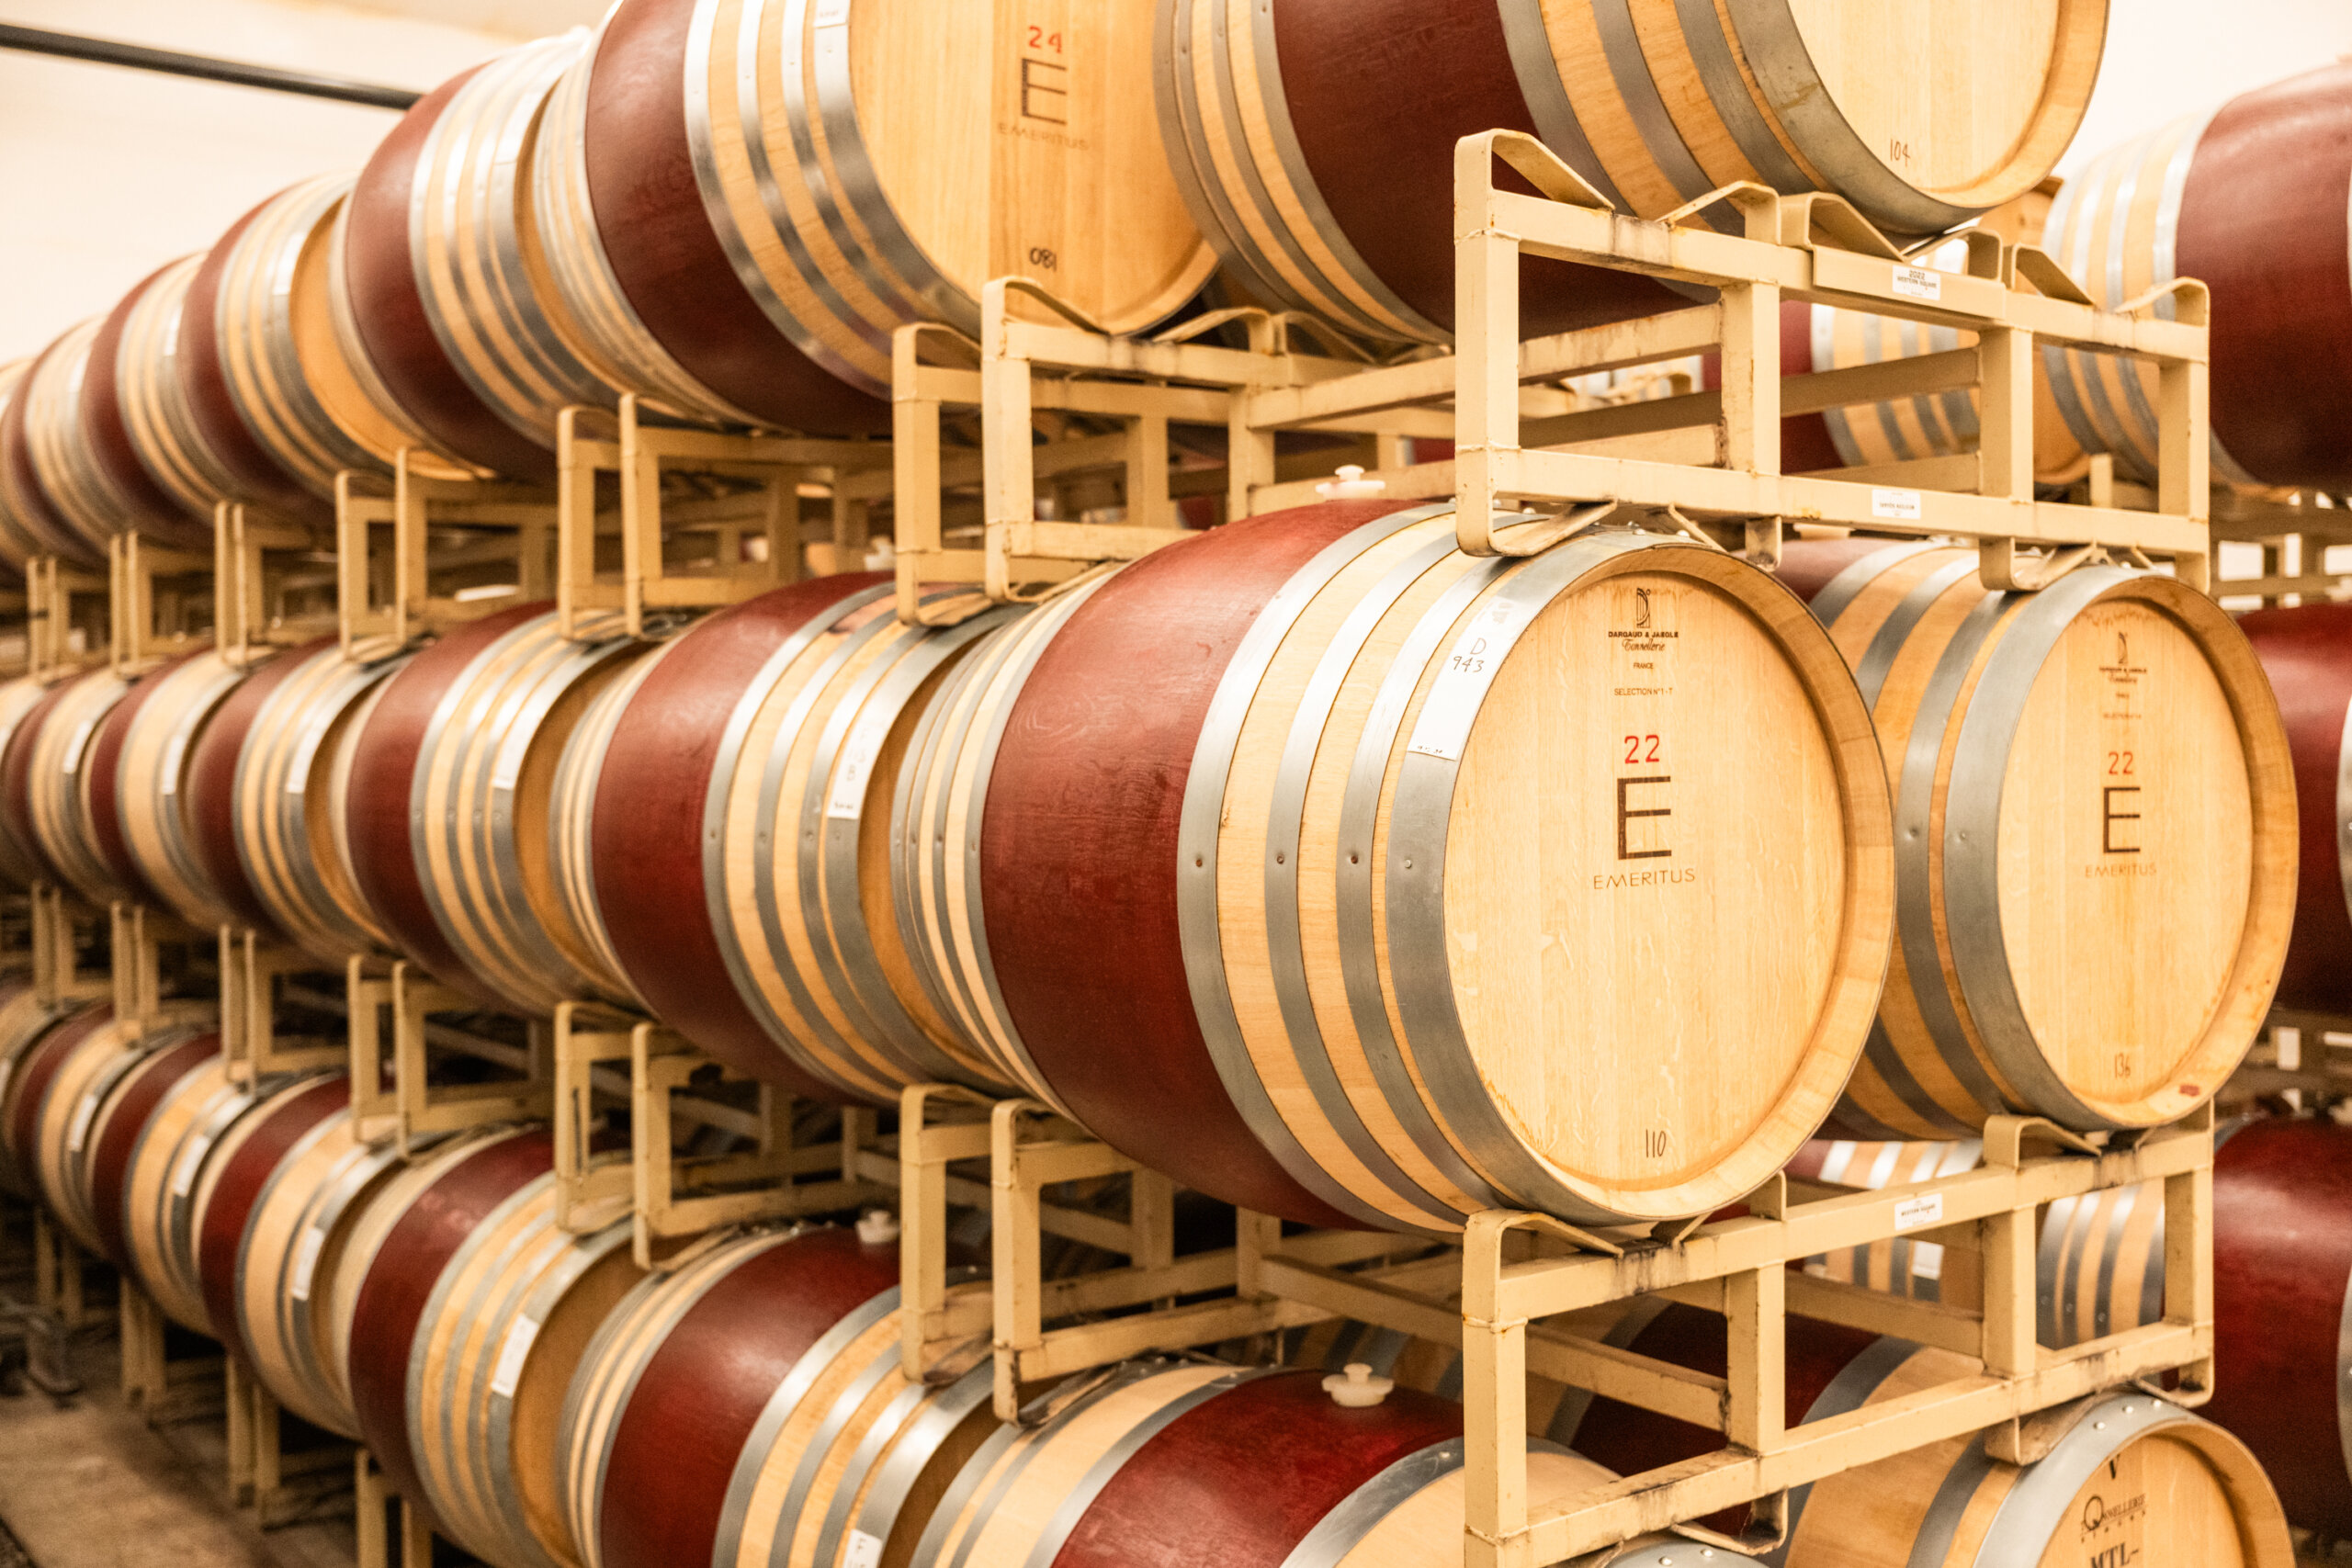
[[0, 0, 598, 361], [2061, 0, 2352, 171]]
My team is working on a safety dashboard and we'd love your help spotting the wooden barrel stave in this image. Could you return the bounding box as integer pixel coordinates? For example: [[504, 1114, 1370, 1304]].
[[81, 262, 214, 550], [965, 502, 1889, 1233], [114, 254, 243, 525], [2237, 603, 2352, 1016], [1784, 540, 2294, 1138], [1566, 1303, 2289, 1565], [119, 1048, 243, 1330], [193, 1074, 349, 1362], [546, 637, 674, 1010]]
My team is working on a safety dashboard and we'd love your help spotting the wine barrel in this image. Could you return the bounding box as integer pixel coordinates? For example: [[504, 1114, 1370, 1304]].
[[1, 1004, 115, 1202], [544, 642, 667, 1010], [118, 1041, 243, 1331], [15, 319, 127, 561], [16, 667, 134, 908], [337, 37, 614, 483], [1566, 1303, 2289, 1566], [2044, 62, 2352, 493], [1157, 0, 2104, 345], [1780, 538, 2293, 1140], [0, 992, 84, 1197], [589, 578, 1020, 1101], [342, 605, 653, 1012], [38, 1016, 187, 1253], [533, 0, 1212, 434], [0, 676, 56, 887], [399, 1178, 639, 1568], [345, 1126, 553, 1531], [914, 1361, 1732, 1568], [928, 501, 1891, 1232], [82, 1028, 220, 1280], [0, 333, 96, 563], [0, 360, 52, 574], [79, 265, 216, 550], [93, 649, 255, 931], [2237, 604, 2352, 1016], [232, 1090, 404, 1436], [115, 254, 243, 528], [228, 639, 411, 963], [193, 1073, 349, 1360]]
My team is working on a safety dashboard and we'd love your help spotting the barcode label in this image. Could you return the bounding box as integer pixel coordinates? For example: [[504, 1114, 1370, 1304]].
[[843, 1529, 885, 1568], [171, 1134, 214, 1198], [1911, 1241, 1945, 1281], [1407, 600, 1527, 761], [289, 1226, 326, 1301], [1871, 488, 1923, 522], [1892, 265, 1942, 302], [1894, 1192, 1945, 1232], [490, 1316, 540, 1399]]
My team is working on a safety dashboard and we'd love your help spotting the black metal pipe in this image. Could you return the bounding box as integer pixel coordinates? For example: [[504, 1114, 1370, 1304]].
[[0, 23, 421, 110]]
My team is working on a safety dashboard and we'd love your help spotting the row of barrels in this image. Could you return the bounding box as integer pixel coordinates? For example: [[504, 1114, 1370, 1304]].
[[1785, 1115, 2352, 1544], [0, 501, 2305, 1236], [18, 0, 2343, 570], [0, 983, 2294, 1568]]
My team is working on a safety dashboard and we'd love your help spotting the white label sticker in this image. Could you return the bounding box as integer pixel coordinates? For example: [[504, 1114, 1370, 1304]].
[[171, 1133, 215, 1199], [492, 738, 527, 795], [159, 732, 188, 796], [843, 1529, 885, 1568], [1871, 488, 1923, 522], [1894, 1191, 1945, 1233], [826, 717, 890, 820], [65, 1092, 98, 1154], [289, 1225, 326, 1302], [1892, 264, 1942, 302], [490, 1315, 540, 1399], [62, 716, 97, 776], [1407, 600, 1529, 762], [1911, 1240, 1945, 1281]]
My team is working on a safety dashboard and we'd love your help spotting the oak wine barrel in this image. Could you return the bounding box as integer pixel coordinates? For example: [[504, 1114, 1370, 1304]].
[[1157, 0, 2104, 345], [193, 1072, 349, 1360], [0, 361, 52, 573], [0, 990, 81, 1198], [2044, 61, 2352, 493], [926, 501, 1892, 1233], [97, 649, 256, 931], [77, 263, 217, 550], [534, 0, 1213, 434], [81, 1028, 221, 1280], [914, 1360, 1736, 1568], [0, 1004, 114, 1202], [1566, 1303, 2288, 1566], [36, 1015, 186, 1253], [115, 254, 244, 527], [18, 666, 134, 909], [229, 639, 412, 964], [232, 1089, 405, 1436], [344, 605, 652, 1013], [337, 37, 614, 483], [0, 333, 96, 563], [1780, 538, 2293, 1140], [117, 1038, 241, 1330], [16, 319, 126, 561], [544, 641, 667, 1010], [2237, 603, 2352, 1016], [0, 676, 55, 887], [345, 1126, 554, 1534], [588, 577, 1020, 1100]]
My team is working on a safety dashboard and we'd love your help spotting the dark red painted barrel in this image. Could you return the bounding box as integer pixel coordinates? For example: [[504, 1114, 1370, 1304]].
[[343, 604, 541, 1008], [82, 265, 209, 549], [177, 198, 325, 525], [346, 1127, 553, 1524], [0, 679, 74, 888], [85, 1031, 220, 1274], [574, 0, 887, 436], [589, 575, 888, 1100], [85, 653, 203, 910], [1, 1005, 112, 1193], [183, 640, 308, 939], [341, 67, 548, 480], [2239, 603, 2352, 1017], [195, 1075, 348, 1359]]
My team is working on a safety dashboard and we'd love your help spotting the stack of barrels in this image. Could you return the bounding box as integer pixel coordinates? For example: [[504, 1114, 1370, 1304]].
[[0, 7, 2345, 1568]]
